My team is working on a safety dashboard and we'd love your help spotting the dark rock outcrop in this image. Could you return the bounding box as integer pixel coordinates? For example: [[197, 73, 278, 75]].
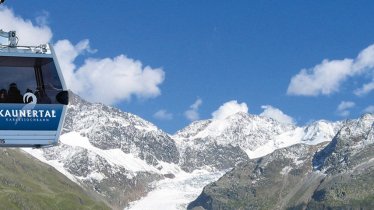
[[188, 114, 374, 210]]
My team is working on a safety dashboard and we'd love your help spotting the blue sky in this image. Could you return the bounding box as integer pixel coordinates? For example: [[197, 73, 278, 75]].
[[1, 1, 374, 133]]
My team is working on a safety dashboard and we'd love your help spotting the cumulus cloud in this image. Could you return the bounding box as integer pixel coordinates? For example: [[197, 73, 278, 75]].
[[54, 39, 165, 104], [337, 101, 355, 117], [1, 7, 165, 105], [184, 98, 203, 121], [153, 109, 173, 120], [53, 40, 91, 93], [363, 105, 374, 113], [0, 7, 52, 46], [287, 59, 353, 96], [212, 100, 248, 120], [260, 105, 295, 125], [354, 44, 374, 70], [287, 43, 374, 96]]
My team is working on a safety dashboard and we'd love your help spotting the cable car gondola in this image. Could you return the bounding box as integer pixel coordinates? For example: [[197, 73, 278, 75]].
[[0, 30, 68, 147]]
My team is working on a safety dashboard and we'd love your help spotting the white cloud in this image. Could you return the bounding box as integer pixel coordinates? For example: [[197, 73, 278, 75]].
[[354, 44, 374, 70], [1, 7, 165, 105], [337, 101, 355, 117], [191, 98, 203, 110], [54, 39, 165, 104], [364, 105, 374, 113], [260, 105, 295, 125], [337, 101, 355, 111], [287, 59, 353, 96], [184, 98, 203, 121], [153, 109, 173, 120], [53, 40, 91, 93], [212, 100, 248, 120], [354, 80, 374, 96], [287, 43, 374, 96], [0, 7, 52, 46]]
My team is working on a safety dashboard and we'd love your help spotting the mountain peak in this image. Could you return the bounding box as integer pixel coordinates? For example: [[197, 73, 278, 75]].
[[313, 113, 374, 173], [175, 111, 293, 143]]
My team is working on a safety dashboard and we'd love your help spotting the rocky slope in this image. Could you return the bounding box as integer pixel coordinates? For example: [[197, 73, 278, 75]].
[[187, 143, 327, 210], [25, 93, 182, 210], [22, 92, 350, 209], [188, 114, 374, 210], [0, 148, 110, 210], [174, 112, 340, 172], [308, 113, 374, 209], [64, 92, 179, 166]]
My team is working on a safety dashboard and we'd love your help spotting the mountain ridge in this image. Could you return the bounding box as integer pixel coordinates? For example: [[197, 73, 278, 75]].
[[25, 92, 182, 209], [22, 92, 372, 209], [188, 113, 374, 209]]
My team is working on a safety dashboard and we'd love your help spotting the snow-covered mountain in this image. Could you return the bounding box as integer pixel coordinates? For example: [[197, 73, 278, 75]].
[[313, 113, 374, 173], [25, 93, 183, 210], [63, 93, 179, 166], [188, 113, 374, 210], [174, 111, 341, 172], [174, 112, 294, 150], [23, 92, 348, 209]]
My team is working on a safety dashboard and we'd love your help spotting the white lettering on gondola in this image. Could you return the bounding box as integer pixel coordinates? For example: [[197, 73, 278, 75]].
[[0, 93, 57, 124], [0, 109, 57, 118]]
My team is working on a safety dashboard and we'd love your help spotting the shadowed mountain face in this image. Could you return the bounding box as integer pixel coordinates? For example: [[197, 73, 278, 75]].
[[307, 114, 374, 209], [188, 114, 374, 210], [0, 148, 110, 210], [16, 90, 373, 209], [29, 92, 181, 209], [187, 143, 327, 210], [25, 92, 343, 209], [64, 92, 180, 166], [174, 112, 341, 172]]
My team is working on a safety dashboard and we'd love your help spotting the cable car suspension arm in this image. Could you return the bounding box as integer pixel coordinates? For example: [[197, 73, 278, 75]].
[[0, 29, 18, 47]]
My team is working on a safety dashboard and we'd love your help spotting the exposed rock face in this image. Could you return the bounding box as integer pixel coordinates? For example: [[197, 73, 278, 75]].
[[179, 140, 249, 172], [64, 92, 179, 166], [308, 114, 374, 209], [25, 92, 180, 209], [314, 114, 374, 174], [175, 112, 295, 152], [22, 93, 350, 209], [188, 114, 374, 210], [188, 143, 327, 210], [174, 113, 287, 172], [174, 112, 340, 172]]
